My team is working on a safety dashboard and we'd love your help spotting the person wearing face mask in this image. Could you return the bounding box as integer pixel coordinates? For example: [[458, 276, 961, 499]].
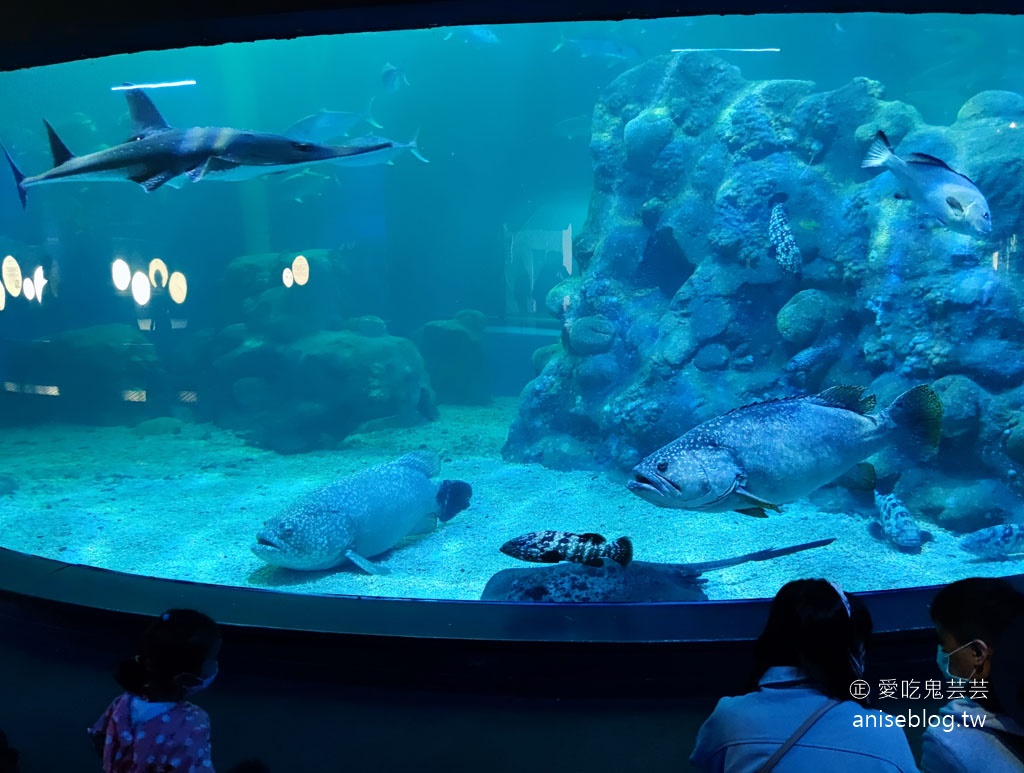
[[88, 609, 221, 773], [691, 578, 919, 772], [921, 578, 1024, 773]]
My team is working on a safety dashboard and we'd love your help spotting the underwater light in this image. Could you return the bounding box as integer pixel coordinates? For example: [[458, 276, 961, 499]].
[[22, 277, 35, 302], [111, 259, 131, 291], [32, 266, 46, 302], [292, 255, 309, 286], [2, 256, 21, 297], [671, 48, 781, 53], [130, 271, 151, 306], [110, 80, 196, 91], [0, 283, 5, 311], [282, 267, 294, 288], [148, 258, 169, 288], [168, 271, 188, 304]]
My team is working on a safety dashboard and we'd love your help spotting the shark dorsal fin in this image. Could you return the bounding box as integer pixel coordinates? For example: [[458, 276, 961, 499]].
[[42, 120, 75, 166], [121, 84, 171, 139]]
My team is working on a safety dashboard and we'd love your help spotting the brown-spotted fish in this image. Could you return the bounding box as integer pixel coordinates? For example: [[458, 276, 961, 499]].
[[252, 451, 471, 573], [500, 530, 633, 568], [871, 491, 933, 554], [861, 130, 991, 236], [628, 384, 942, 518]]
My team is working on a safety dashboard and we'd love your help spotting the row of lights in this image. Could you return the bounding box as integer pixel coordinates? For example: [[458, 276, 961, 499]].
[[1, 255, 48, 309], [111, 258, 188, 306]]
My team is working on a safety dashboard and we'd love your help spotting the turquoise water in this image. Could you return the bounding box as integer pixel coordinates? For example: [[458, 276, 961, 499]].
[[0, 15, 1022, 605]]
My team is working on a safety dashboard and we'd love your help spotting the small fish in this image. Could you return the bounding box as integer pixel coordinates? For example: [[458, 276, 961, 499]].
[[959, 523, 1024, 559], [785, 335, 841, 375], [553, 34, 641, 63], [552, 114, 592, 142], [273, 167, 339, 204], [768, 193, 803, 274], [252, 451, 472, 573], [443, 25, 502, 46], [284, 101, 383, 144], [335, 131, 429, 167], [628, 384, 943, 518], [500, 530, 633, 568], [380, 63, 410, 93], [861, 130, 991, 236], [871, 491, 934, 553]]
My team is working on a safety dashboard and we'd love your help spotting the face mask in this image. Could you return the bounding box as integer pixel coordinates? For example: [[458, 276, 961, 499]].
[[936, 642, 978, 683], [183, 663, 218, 696]]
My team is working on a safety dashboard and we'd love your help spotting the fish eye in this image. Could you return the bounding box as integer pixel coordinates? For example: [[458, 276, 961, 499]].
[[984, 212, 991, 220], [291, 141, 314, 152], [656, 461, 669, 473]]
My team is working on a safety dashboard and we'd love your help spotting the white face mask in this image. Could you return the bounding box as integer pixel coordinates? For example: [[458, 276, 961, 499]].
[[936, 641, 979, 683]]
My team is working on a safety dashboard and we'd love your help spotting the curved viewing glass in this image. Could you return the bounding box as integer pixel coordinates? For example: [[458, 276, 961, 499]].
[[0, 13, 1021, 610]]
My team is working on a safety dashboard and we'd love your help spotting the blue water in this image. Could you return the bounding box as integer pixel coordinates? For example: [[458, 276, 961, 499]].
[[0, 14, 1022, 604]]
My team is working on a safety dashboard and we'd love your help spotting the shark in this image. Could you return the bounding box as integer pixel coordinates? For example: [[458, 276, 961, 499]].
[[1, 85, 393, 207]]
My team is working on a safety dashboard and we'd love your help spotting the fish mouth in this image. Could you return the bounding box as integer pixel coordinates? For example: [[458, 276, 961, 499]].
[[253, 532, 285, 552], [627, 472, 679, 497]]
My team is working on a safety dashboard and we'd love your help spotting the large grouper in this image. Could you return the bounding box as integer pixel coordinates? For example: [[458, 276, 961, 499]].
[[252, 451, 472, 573], [628, 384, 942, 518]]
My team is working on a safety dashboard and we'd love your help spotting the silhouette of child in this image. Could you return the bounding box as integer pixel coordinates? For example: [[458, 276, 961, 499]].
[[88, 609, 221, 773]]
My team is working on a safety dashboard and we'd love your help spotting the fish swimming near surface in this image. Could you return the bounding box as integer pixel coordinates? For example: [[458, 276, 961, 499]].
[[871, 491, 934, 553], [552, 34, 642, 63], [861, 130, 991, 236], [1, 86, 392, 207], [252, 451, 472, 574], [628, 384, 943, 518], [481, 538, 836, 603], [768, 193, 803, 274], [443, 25, 502, 46], [500, 530, 633, 568], [959, 523, 1024, 559], [380, 63, 410, 93], [284, 101, 383, 143]]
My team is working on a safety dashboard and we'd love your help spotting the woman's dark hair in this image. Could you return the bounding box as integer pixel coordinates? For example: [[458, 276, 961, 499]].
[[931, 578, 1024, 715], [751, 578, 872, 704], [116, 609, 221, 701]]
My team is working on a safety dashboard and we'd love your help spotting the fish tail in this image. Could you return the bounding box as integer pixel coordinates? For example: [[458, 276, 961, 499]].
[[408, 129, 429, 164], [607, 536, 633, 567], [861, 130, 895, 169], [1, 144, 27, 209], [886, 384, 943, 448], [365, 96, 383, 130], [552, 32, 568, 53], [436, 479, 472, 522]]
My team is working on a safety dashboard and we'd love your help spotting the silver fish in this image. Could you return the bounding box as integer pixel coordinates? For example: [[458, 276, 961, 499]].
[[284, 102, 383, 144], [380, 63, 410, 93], [959, 524, 1024, 559], [871, 491, 934, 553], [768, 193, 803, 274], [252, 451, 471, 573], [500, 530, 633, 567], [628, 385, 943, 518], [861, 130, 991, 236]]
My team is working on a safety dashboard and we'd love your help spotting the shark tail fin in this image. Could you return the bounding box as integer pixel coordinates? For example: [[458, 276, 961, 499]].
[[42, 120, 76, 167], [1, 144, 27, 209], [409, 130, 429, 164], [365, 96, 383, 130]]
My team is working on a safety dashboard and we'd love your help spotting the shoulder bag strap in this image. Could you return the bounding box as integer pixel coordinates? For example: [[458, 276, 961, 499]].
[[757, 698, 841, 773]]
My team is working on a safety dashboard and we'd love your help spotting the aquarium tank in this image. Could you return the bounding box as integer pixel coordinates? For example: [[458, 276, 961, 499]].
[[0, 13, 1022, 612]]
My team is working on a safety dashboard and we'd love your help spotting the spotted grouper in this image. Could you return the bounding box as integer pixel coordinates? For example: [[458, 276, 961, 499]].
[[628, 384, 942, 518], [252, 451, 472, 573]]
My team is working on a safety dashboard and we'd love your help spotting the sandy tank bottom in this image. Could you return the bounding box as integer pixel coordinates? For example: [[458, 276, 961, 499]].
[[0, 396, 1019, 602]]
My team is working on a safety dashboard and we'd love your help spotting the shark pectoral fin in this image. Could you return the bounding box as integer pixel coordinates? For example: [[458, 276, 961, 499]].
[[132, 170, 178, 192], [345, 549, 388, 575], [186, 159, 212, 183], [735, 507, 770, 519], [734, 486, 783, 514]]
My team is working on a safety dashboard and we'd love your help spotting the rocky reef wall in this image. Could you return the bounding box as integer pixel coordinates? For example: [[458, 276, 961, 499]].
[[503, 53, 1024, 532]]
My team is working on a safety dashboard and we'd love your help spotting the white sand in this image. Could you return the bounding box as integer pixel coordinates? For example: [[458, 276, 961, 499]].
[[0, 397, 1019, 601]]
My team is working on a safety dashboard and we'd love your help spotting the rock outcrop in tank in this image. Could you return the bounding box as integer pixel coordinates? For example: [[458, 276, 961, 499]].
[[503, 53, 1024, 532]]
